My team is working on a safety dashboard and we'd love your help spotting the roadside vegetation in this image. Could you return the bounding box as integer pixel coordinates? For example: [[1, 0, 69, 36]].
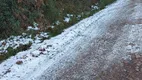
[[0, 0, 116, 62]]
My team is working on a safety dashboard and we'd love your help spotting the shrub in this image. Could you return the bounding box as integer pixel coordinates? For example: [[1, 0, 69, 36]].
[[0, 0, 20, 39], [99, 0, 116, 9], [43, 0, 59, 23], [0, 0, 116, 39]]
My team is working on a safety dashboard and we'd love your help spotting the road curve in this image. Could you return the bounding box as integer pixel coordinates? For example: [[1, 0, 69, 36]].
[[34, 0, 142, 80]]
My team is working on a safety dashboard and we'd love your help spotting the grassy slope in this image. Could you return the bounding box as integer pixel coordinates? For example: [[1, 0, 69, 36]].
[[0, 0, 116, 62]]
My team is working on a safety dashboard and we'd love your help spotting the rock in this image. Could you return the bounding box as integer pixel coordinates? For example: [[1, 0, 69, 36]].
[[39, 48, 46, 52], [47, 45, 52, 48], [16, 60, 23, 65]]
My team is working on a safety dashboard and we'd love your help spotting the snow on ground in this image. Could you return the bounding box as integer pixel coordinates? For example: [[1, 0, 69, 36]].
[[0, 32, 49, 55], [0, 10, 97, 79], [27, 26, 39, 31], [0, 0, 141, 80], [0, 15, 97, 79], [64, 17, 70, 23], [0, 34, 33, 54], [64, 14, 73, 23], [91, 4, 99, 10]]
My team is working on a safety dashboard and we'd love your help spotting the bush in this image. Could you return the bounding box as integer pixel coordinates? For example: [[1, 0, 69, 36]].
[[0, 0, 116, 39], [0, 0, 20, 39], [43, 0, 59, 23], [99, 0, 116, 9]]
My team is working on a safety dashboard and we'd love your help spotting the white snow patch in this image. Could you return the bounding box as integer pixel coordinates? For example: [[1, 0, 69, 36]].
[[91, 5, 99, 10], [27, 26, 39, 31], [64, 17, 70, 23], [64, 14, 74, 23], [0, 32, 49, 55], [55, 21, 60, 25]]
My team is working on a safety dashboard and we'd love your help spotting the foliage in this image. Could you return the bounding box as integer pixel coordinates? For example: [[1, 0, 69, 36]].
[[43, 0, 59, 23], [99, 0, 116, 9], [0, 0, 20, 39], [0, 0, 116, 39]]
